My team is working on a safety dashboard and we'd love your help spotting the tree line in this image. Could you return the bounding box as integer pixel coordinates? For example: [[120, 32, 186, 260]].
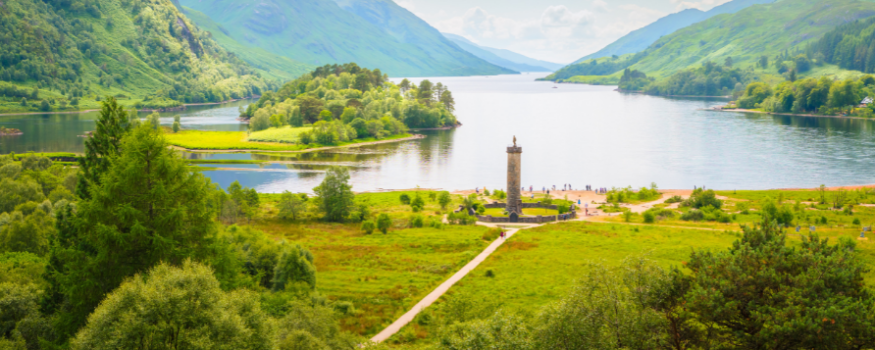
[[736, 75, 875, 116], [242, 63, 458, 145]]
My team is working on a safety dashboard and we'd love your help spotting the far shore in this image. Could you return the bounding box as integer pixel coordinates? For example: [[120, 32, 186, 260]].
[[0, 97, 256, 117], [707, 108, 872, 121], [172, 134, 426, 154]]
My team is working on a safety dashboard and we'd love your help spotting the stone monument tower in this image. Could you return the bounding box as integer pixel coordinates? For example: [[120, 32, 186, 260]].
[[506, 136, 523, 219]]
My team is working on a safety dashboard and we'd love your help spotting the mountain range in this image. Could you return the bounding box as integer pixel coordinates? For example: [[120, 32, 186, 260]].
[[547, 0, 875, 83], [178, 0, 513, 77], [574, 0, 775, 64], [442, 34, 564, 72]]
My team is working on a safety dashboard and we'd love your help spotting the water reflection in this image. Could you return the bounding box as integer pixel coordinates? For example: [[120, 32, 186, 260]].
[[4, 75, 875, 192], [0, 99, 253, 153]]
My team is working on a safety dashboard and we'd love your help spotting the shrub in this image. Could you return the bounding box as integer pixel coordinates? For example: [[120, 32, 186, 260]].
[[760, 200, 793, 227], [853, 218, 861, 225], [298, 131, 312, 145], [448, 212, 476, 225], [410, 214, 424, 228], [664, 195, 683, 204], [438, 191, 452, 209], [411, 194, 425, 212], [557, 204, 570, 214], [361, 220, 375, 234], [682, 189, 722, 209], [485, 269, 495, 278], [377, 213, 391, 234], [399, 194, 411, 205], [681, 210, 705, 221], [643, 211, 655, 223]]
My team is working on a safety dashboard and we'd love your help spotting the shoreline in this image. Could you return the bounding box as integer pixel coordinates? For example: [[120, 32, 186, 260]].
[[707, 108, 872, 121], [173, 134, 426, 154], [0, 97, 256, 117]]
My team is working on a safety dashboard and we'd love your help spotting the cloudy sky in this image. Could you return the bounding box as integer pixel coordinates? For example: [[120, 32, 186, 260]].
[[395, 0, 734, 63]]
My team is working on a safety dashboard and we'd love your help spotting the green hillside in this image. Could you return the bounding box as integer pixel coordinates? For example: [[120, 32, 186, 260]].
[[0, 0, 276, 113], [575, 0, 774, 64], [630, 0, 875, 76], [178, 0, 514, 77], [182, 7, 314, 81], [546, 0, 875, 85]]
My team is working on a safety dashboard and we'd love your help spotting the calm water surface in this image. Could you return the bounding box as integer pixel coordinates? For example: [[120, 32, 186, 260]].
[[3, 73, 875, 192]]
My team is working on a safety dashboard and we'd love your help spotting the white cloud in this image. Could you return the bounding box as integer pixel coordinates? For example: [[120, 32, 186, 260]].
[[432, 2, 668, 62], [436, 5, 594, 42], [592, 0, 609, 13], [671, 0, 732, 11], [395, 0, 416, 11]]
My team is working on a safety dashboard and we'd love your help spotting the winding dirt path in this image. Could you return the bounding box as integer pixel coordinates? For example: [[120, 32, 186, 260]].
[[369, 227, 519, 343]]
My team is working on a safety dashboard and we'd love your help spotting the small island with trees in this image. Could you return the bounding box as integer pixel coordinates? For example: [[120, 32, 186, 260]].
[[0, 126, 23, 136], [164, 63, 459, 152]]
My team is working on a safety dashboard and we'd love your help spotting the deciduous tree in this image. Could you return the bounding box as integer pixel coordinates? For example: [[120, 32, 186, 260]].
[[313, 167, 354, 222]]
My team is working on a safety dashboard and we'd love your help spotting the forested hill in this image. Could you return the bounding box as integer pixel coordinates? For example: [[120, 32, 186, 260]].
[[628, 0, 875, 75], [0, 0, 275, 113], [811, 16, 875, 73], [573, 0, 774, 64], [179, 0, 514, 77], [546, 0, 875, 84]]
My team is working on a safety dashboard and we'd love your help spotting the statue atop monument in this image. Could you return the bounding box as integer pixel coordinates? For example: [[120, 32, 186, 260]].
[[513, 135, 517, 147]]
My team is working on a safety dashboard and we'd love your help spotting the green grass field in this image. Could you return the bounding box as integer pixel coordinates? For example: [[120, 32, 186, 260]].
[[438, 222, 738, 313], [247, 190, 485, 336], [383, 187, 875, 344], [164, 130, 414, 152], [247, 126, 314, 143]]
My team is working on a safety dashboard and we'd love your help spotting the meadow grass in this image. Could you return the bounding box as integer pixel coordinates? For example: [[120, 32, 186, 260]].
[[246, 125, 313, 143], [437, 222, 739, 313], [247, 218, 490, 336], [165, 130, 414, 152], [249, 190, 479, 336]]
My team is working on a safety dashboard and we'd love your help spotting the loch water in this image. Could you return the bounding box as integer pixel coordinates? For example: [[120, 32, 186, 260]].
[[2, 73, 875, 192]]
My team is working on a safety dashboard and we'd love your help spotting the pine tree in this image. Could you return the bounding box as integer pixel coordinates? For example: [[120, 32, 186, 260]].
[[53, 124, 218, 339], [76, 97, 131, 199]]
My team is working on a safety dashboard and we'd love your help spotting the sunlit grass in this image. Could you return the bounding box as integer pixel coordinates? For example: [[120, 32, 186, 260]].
[[165, 130, 414, 151], [246, 125, 313, 143], [248, 218, 490, 336]]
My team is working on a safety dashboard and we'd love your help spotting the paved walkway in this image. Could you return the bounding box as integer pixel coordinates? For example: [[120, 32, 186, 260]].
[[369, 227, 519, 343]]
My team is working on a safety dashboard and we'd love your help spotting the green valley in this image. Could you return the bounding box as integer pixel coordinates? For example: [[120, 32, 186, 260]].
[[0, 0, 277, 113]]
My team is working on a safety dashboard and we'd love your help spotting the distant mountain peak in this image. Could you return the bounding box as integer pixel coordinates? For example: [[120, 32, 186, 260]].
[[442, 33, 565, 72]]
